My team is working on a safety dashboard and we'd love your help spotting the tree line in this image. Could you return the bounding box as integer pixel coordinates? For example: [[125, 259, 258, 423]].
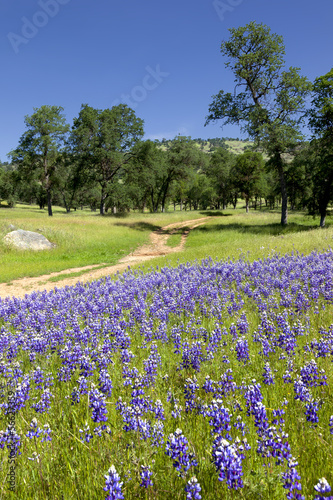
[[1, 21, 332, 226]]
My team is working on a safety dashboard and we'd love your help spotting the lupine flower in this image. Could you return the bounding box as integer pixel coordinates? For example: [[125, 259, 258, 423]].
[[171, 400, 182, 419], [281, 457, 305, 500], [185, 476, 202, 499], [293, 377, 311, 402], [304, 399, 320, 426], [31, 389, 53, 413], [103, 465, 124, 500], [98, 369, 113, 397], [244, 381, 263, 416], [216, 369, 236, 397], [151, 421, 164, 447], [314, 478, 332, 500], [165, 429, 197, 477], [27, 451, 40, 462], [212, 436, 244, 490], [32, 367, 44, 389], [300, 359, 327, 388], [26, 418, 52, 442], [89, 386, 108, 423], [139, 465, 153, 488], [0, 427, 22, 458], [79, 423, 94, 443], [262, 362, 275, 385], [205, 400, 232, 438], [235, 337, 250, 364], [184, 377, 199, 414], [234, 415, 247, 436]]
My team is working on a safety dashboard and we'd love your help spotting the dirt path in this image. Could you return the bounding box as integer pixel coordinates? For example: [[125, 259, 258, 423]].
[[0, 217, 209, 299]]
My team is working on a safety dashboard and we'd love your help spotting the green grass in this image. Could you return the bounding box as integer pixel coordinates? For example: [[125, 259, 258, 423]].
[[147, 209, 333, 271], [166, 233, 183, 247], [0, 204, 206, 283], [0, 203, 332, 284], [45, 265, 111, 283]]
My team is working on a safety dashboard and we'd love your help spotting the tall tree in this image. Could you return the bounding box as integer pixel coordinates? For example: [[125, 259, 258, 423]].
[[70, 104, 144, 215], [307, 68, 333, 227], [10, 105, 69, 216], [205, 21, 311, 225]]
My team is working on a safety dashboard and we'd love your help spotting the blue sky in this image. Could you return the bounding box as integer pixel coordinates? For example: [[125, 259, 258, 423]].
[[1, 0, 332, 161]]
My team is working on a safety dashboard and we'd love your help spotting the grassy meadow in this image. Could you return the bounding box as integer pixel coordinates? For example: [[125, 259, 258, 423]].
[[0, 203, 333, 500], [0, 203, 332, 283], [0, 204, 206, 283]]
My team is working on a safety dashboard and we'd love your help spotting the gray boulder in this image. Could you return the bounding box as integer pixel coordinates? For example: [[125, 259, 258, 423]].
[[4, 230, 55, 250]]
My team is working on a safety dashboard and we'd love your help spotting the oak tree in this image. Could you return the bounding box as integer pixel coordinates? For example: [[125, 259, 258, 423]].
[[206, 21, 311, 224]]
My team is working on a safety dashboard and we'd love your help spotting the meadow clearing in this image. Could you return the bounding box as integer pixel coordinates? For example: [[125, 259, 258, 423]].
[[0, 204, 333, 499]]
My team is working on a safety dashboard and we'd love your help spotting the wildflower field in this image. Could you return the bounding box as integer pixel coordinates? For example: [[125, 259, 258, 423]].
[[1, 248, 333, 499]]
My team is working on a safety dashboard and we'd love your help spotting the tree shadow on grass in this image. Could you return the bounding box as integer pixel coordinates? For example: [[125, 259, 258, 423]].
[[199, 211, 232, 217], [114, 221, 161, 232], [193, 222, 319, 237]]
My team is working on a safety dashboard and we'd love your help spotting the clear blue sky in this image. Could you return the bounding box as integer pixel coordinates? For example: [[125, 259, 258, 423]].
[[1, 0, 332, 161]]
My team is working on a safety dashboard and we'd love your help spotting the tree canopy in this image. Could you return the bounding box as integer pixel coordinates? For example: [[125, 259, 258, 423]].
[[206, 21, 312, 225], [9, 105, 69, 216], [69, 104, 144, 215]]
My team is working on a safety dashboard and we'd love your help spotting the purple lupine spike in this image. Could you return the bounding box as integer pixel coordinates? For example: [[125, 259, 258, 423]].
[[314, 478, 332, 500], [103, 465, 124, 500], [139, 465, 153, 488], [185, 476, 202, 499]]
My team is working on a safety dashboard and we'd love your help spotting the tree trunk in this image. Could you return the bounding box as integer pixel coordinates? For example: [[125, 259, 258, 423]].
[[320, 213, 326, 227], [180, 200, 183, 211], [47, 188, 53, 216], [275, 152, 288, 225], [99, 187, 108, 215], [245, 198, 249, 213], [100, 200, 105, 215]]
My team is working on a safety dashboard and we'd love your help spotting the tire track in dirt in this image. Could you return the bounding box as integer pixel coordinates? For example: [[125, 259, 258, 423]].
[[0, 217, 209, 299]]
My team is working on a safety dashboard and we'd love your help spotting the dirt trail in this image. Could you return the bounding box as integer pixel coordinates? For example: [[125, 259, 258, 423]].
[[0, 217, 209, 299]]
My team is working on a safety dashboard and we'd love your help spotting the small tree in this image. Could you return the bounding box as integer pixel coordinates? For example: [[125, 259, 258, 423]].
[[205, 21, 311, 225], [10, 105, 69, 216]]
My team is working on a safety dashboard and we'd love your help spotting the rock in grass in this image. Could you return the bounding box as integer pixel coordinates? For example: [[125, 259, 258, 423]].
[[4, 230, 55, 250]]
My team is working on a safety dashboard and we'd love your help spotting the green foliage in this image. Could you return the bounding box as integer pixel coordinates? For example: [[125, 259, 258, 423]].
[[9, 105, 70, 216], [205, 147, 236, 209], [69, 104, 144, 215], [231, 151, 265, 212], [307, 68, 333, 226]]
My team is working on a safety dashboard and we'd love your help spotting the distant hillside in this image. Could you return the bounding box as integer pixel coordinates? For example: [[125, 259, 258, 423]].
[[156, 137, 255, 155], [154, 137, 301, 163]]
